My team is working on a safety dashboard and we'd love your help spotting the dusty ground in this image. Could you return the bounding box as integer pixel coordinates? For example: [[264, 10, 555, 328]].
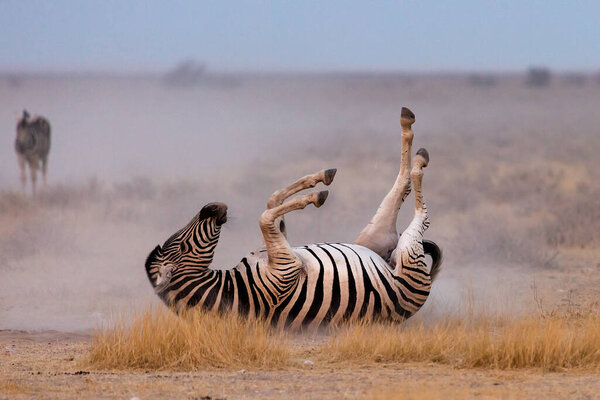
[[2, 257, 599, 400], [2, 330, 600, 400], [1, 74, 599, 398]]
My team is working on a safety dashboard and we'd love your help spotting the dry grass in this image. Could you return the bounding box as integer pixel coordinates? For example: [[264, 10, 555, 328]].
[[84, 306, 290, 371], [85, 304, 600, 373], [322, 309, 600, 371]]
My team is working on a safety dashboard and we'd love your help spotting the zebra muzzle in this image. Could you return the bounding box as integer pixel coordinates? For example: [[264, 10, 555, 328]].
[[200, 202, 228, 225]]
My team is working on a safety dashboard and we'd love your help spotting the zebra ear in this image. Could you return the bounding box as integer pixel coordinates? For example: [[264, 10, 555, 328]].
[[22, 110, 29, 119]]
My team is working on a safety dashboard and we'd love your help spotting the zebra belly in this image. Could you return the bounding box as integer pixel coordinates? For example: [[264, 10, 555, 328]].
[[273, 243, 410, 328]]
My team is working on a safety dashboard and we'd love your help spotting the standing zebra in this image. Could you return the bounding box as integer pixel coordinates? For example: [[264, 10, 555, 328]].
[[145, 107, 442, 328], [15, 110, 51, 194]]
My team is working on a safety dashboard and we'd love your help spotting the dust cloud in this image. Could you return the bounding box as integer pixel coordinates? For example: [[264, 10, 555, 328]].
[[1, 74, 599, 330]]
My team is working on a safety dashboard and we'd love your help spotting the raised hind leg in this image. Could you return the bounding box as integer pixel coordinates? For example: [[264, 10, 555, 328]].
[[355, 107, 416, 260], [259, 190, 329, 303], [389, 149, 432, 315], [266, 168, 336, 238]]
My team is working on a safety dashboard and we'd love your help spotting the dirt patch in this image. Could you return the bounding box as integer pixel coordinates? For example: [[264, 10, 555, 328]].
[[2, 331, 600, 399]]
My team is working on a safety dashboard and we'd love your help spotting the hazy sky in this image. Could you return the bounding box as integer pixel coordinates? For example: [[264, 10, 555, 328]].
[[1, 0, 598, 72]]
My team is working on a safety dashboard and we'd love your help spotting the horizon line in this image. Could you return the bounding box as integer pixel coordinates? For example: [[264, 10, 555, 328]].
[[1, 66, 598, 78]]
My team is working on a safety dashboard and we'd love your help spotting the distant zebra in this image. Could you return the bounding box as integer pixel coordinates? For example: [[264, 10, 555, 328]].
[[15, 110, 51, 194], [145, 107, 442, 328]]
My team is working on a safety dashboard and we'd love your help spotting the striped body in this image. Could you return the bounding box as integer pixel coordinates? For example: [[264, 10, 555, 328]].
[[15, 116, 51, 163], [15, 111, 51, 193], [146, 107, 442, 328], [146, 217, 433, 328]]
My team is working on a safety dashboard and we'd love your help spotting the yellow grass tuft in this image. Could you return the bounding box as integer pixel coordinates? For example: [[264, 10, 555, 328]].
[[84, 304, 600, 372], [84, 306, 290, 370], [323, 311, 600, 371]]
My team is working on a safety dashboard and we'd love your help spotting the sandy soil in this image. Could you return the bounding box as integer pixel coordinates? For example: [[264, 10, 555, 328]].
[[2, 330, 600, 400], [2, 259, 599, 400], [2, 74, 599, 399]]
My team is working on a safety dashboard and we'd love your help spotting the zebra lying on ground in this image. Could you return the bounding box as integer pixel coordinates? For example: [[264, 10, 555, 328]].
[[145, 107, 442, 328], [15, 110, 51, 194]]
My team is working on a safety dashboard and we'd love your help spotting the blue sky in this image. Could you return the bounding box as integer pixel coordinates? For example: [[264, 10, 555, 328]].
[[1, 0, 598, 72]]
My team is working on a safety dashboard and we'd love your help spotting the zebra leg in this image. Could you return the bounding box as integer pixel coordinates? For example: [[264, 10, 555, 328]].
[[391, 149, 431, 299], [28, 157, 39, 195], [355, 107, 416, 260], [41, 157, 48, 186], [17, 154, 27, 192], [259, 190, 329, 294], [266, 168, 336, 239]]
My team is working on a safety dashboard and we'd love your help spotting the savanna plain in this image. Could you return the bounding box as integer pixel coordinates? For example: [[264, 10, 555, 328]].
[[1, 74, 599, 399]]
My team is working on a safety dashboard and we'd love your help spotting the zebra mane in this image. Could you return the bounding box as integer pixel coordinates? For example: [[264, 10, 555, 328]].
[[17, 114, 47, 129]]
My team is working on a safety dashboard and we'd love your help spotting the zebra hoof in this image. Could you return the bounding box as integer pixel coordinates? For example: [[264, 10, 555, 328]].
[[416, 148, 429, 167], [401, 107, 416, 124], [315, 190, 329, 208], [323, 168, 337, 185]]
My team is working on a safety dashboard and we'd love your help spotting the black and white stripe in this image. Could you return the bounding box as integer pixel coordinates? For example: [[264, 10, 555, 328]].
[[145, 204, 442, 328], [15, 110, 51, 192]]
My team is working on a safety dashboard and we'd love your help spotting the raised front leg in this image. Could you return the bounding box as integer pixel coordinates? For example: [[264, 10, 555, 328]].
[[259, 190, 329, 302], [267, 168, 336, 238], [355, 107, 416, 260], [390, 148, 432, 316]]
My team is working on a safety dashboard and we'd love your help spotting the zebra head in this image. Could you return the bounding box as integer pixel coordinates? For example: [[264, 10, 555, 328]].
[[144, 202, 228, 298], [16, 110, 30, 141]]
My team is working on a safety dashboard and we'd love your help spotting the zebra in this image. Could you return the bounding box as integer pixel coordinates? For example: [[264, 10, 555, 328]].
[[15, 110, 51, 194], [145, 107, 442, 328]]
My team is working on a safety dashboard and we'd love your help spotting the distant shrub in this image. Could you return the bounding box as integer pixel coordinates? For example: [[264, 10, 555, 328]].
[[467, 74, 496, 87], [163, 60, 206, 87], [525, 67, 552, 87], [563, 72, 587, 86], [5, 75, 24, 88]]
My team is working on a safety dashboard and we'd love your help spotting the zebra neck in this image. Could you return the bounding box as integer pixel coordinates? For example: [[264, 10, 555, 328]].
[[171, 220, 221, 269], [165, 266, 221, 309]]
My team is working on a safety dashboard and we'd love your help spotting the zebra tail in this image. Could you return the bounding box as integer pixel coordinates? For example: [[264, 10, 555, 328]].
[[423, 239, 443, 282]]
